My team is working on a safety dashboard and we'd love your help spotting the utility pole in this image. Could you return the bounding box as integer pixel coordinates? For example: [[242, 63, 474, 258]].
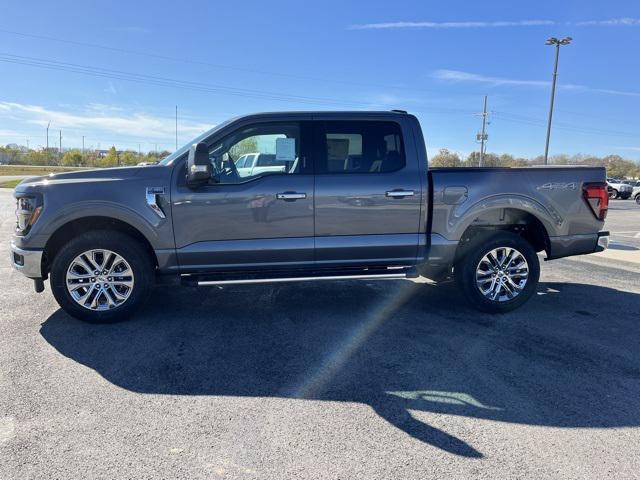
[[175, 105, 178, 150], [46, 121, 50, 154], [82, 136, 85, 155], [544, 36, 572, 165], [59, 130, 62, 162], [138, 143, 141, 156], [476, 95, 489, 167], [26, 137, 29, 150]]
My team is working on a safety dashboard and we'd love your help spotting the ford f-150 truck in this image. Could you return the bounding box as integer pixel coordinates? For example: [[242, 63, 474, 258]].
[[10, 111, 610, 322]]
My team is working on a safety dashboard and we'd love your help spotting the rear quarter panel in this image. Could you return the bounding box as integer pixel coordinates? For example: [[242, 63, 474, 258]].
[[430, 166, 606, 241]]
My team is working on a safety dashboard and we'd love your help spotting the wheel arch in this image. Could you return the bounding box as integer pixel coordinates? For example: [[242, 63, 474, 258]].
[[453, 208, 551, 264], [43, 216, 158, 277]]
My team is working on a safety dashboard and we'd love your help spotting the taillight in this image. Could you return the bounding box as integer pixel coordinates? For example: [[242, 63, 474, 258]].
[[583, 182, 608, 221]]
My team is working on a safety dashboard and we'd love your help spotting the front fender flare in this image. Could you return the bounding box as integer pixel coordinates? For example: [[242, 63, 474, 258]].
[[41, 200, 165, 249]]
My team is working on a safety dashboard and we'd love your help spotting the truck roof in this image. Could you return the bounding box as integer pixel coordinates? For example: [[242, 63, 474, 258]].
[[228, 110, 411, 121]]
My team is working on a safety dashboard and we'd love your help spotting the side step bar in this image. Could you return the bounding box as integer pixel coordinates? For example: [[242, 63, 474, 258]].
[[196, 272, 409, 286]]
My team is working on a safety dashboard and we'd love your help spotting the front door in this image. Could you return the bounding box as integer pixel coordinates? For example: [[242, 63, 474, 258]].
[[171, 121, 314, 272], [313, 119, 423, 266]]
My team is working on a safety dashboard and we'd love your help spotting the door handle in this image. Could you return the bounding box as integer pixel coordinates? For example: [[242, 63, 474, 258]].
[[276, 192, 307, 201], [385, 190, 415, 198]]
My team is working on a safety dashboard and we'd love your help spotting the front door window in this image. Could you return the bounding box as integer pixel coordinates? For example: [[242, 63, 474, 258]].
[[208, 123, 301, 184]]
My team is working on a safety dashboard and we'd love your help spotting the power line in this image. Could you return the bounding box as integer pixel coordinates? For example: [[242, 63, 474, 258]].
[[3, 27, 637, 135], [494, 111, 638, 137], [0, 27, 432, 93], [0, 131, 175, 151], [0, 52, 382, 108]]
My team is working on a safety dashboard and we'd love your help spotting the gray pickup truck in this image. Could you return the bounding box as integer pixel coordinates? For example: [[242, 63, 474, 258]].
[[10, 111, 610, 322]]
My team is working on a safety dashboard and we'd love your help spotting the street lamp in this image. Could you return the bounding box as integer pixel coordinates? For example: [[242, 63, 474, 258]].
[[543, 36, 572, 165]]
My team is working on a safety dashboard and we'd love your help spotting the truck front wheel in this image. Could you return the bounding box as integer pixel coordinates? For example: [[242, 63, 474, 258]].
[[50, 230, 154, 323], [455, 232, 540, 313]]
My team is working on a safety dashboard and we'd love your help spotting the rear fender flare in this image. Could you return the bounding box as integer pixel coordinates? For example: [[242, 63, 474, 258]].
[[443, 194, 559, 241]]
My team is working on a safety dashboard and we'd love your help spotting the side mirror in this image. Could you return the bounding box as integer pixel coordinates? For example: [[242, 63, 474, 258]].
[[186, 142, 211, 187]]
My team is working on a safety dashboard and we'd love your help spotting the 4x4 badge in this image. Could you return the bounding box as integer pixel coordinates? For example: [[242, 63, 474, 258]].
[[537, 182, 577, 191]]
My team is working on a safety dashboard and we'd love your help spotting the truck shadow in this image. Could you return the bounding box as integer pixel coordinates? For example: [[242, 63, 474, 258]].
[[40, 280, 640, 459]]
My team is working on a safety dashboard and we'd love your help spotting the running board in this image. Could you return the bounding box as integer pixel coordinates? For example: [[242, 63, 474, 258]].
[[196, 272, 408, 286]]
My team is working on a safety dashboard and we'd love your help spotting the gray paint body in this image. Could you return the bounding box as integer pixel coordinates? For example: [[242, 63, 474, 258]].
[[11, 111, 606, 281]]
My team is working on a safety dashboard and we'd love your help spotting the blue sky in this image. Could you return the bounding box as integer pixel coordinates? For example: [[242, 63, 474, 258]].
[[0, 0, 639, 159]]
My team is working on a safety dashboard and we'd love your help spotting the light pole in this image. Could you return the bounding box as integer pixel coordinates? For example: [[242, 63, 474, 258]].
[[544, 36, 572, 165], [46, 121, 50, 151]]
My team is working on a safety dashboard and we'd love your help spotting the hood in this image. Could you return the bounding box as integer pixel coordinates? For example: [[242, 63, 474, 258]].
[[13, 166, 160, 194]]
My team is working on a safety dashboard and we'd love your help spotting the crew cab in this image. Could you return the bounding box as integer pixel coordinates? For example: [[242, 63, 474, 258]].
[[10, 111, 610, 322]]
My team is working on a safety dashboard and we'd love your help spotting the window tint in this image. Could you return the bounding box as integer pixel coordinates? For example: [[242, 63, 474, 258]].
[[319, 121, 405, 174], [208, 123, 300, 184]]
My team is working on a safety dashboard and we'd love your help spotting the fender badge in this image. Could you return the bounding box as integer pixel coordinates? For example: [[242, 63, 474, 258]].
[[537, 182, 577, 191]]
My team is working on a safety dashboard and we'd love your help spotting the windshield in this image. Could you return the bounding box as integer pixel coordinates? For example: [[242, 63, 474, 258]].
[[158, 118, 235, 166]]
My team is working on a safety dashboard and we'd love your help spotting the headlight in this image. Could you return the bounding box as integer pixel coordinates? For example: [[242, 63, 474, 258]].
[[15, 195, 43, 234]]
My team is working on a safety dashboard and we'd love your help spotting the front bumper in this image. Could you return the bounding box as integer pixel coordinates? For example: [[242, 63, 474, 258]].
[[10, 241, 44, 278]]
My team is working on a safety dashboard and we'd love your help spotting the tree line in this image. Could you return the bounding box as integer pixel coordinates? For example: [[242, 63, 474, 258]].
[[430, 149, 640, 179], [0, 145, 171, 168], [2, 143, 639, 178]]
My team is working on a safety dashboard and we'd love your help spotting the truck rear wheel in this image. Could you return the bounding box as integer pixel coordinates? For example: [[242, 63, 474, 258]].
[[50, 230, 154, 323], [455, 232, 540, 313]]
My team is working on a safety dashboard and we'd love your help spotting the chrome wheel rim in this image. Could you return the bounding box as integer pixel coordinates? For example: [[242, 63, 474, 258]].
[[475, 247, 529, 302], [66, 249, 134, 311]]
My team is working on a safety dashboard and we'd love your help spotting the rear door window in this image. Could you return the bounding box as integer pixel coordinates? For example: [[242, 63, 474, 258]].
[[317, 121, 405, 174]]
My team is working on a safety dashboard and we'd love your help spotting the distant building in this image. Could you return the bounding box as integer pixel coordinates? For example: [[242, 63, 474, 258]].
[[95, 149, 123, 158]]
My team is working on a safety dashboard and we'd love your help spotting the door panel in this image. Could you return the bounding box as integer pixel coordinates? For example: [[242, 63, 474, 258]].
[[172, 174, 314, 271], [171, 120, 314, 272], [315, 233, 421, 265], [313, 120, 423, 265]]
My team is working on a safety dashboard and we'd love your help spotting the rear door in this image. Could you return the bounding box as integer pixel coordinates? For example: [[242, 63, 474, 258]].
[[313, 117, 423, 266]]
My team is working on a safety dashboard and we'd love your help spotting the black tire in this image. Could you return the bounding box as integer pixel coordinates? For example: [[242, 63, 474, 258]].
[[454, 232, 540, 313], [635, 195, 640, 205], [50, 230, 154, 323], [609, 189, 618, 199]]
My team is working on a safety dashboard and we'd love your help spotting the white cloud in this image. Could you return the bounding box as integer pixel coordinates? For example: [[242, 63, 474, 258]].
[[432, 69, 548, 87], [575, 18, 640, 26], [615, 146, 640, 152], [349, 20, 555, 30], [0, 101, 211, 141], [349, 18, 640, 30], [431, 69, 640, 97]]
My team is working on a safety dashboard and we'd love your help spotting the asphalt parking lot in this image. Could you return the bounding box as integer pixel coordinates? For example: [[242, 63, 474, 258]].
[[1, 189, 639, 479], [606, 200, 640, 248]]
